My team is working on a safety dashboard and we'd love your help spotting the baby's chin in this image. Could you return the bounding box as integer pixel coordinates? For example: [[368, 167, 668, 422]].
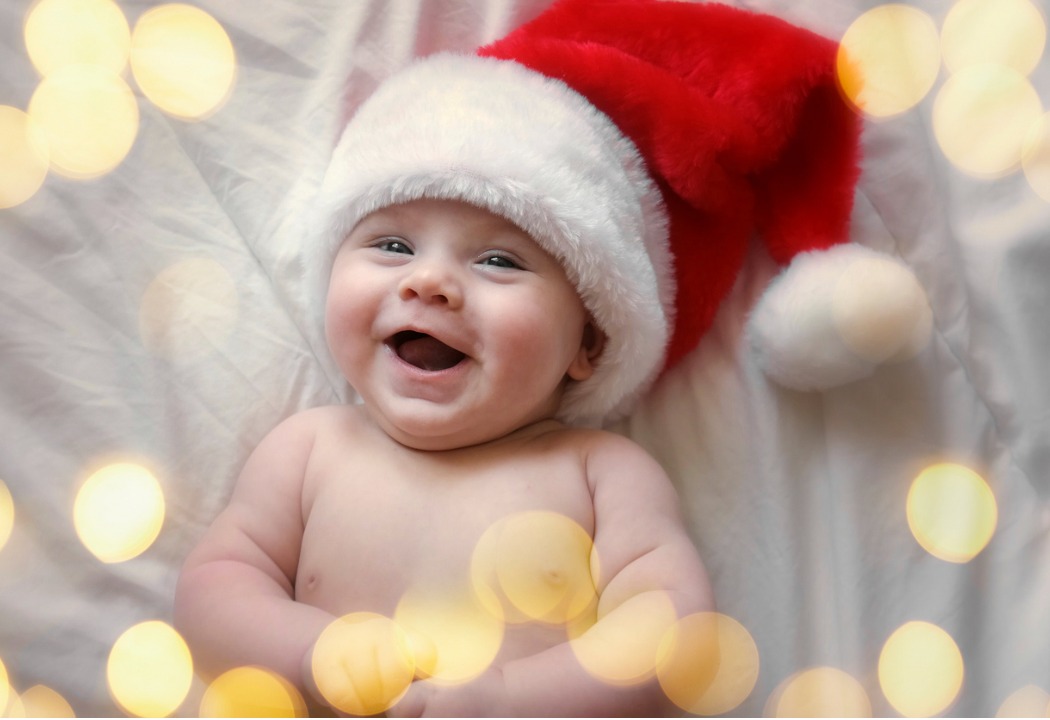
[[367, 405, 561, 452]]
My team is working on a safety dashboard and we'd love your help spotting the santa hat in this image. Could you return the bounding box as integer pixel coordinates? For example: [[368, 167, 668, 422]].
[[315, 0, 930, 425]]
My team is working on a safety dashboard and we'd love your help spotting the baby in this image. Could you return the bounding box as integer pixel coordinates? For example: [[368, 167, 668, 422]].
[[176, 45, 714, 717]]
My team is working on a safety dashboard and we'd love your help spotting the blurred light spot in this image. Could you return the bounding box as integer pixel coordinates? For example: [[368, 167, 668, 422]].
[[139, 258, 239, 362], [832, 256, 931, 363], [837, 5, 941, 118], [657, 612, 759, 716], [996, 684, 1050, 717], [0, 106, 49, 210], [74, 462, 165, 563], [0, 479, 13, 553], [933, 64, 1043, 177], [27, 64, 138, 179], [130, 4, 236, 120], [311, 613, 414, 716], [878, 621, 963, 717], [107, 621, 193, 718], [0, 656, 10, 718], [5, 689, 25, 717], [18, 684, 76, 718], [907, 463, 997, 563], [393, 584, 503, 686], [471, 511, 597, 625], [941, 0, 1046, 76], [569, 591, 677, 686], [23, 0, 130, 77], [768, 667, 871, 717], [200, 666, 306, 718], [1022, 113, 1050, 202]]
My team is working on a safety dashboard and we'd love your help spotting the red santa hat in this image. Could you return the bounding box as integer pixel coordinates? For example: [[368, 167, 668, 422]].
[[315, 0, 931, 425]]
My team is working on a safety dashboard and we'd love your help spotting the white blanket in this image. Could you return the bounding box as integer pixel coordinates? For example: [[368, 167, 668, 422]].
[[2, 0, 1049, 715]]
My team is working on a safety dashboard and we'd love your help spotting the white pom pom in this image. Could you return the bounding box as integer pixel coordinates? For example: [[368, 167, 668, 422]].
[[747, 244, 932, 391]]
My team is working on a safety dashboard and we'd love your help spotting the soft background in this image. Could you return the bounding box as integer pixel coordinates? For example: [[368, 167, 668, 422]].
[[2, 0, 1050, 716]]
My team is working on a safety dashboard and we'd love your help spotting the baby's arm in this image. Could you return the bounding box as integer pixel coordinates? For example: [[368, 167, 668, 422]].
[[173, 409, 335, 690], [394, 432, 714, 717]]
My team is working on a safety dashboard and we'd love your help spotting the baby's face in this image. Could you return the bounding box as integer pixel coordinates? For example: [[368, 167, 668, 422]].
[[325, 198, 596, 450]]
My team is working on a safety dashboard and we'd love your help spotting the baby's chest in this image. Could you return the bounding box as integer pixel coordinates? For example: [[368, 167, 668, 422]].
[[294, 459, 594, 618]]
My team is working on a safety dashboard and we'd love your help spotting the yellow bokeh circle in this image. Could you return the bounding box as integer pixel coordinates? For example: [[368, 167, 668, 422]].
[[570, 591, 678, 687], [768, 666, 871, 717], [27, 64, 139, 180], [107, 621, 193, 718], [74, 462, 165, 563], [18, 684, 76, 718], [907, 463, 997, 563], [394, 584, 503, 686], [23, 0, 130, 77], [996, 684, 1050, 718], [1022, 113, 1050, 203], [311, 613, 415, 716], [200, 666, 307, 718], [933, 64, 1043, 178], [471, 511, 597, 625], [0, 478, 14, 554], [0, 656, 10, 717], [878, 621, 963, 717], [130, 4, 236, 120], [0, 106, 50, 210], [139, 258, 239, 362], [837, 4, 941, 118], [657, 612, 759, 716], [941, 0, 1046, 76]]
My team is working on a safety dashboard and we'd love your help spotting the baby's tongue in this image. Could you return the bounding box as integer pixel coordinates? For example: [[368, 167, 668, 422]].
[[398, 334, 466, 371]]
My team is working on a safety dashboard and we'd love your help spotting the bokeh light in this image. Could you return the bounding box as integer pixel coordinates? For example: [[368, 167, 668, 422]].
[[907, 463, 997, 563], [569, 590, 677, 686], [0, 106, 50, 210], [200, 666, 307, 718], [656, 612, 759, 716], [107, 621, 193, 718], [4, 689, 24, 717], [73, 462, 165, 563], [393, 584, 503, 685], [933, 64, 1043, 178], [941, 0, 1046, 76], [1022, 113, 1050, 202], [471, 511, 597, 625], [130, 4, 236, 120], [0, 656, 10, 717], [0, 478, 14, 553], [996, 684, 1050, 717], [23, 0, 130, 78], [310, 612, 415, 716], [18, 684, 76, 718], [768, 666, 871, 717], [837, 4, 941, 118], [878, 621, 963, 717], [832, 255, 932, 363], [27, 64, 138, 179], [139, 258, 239, 362]]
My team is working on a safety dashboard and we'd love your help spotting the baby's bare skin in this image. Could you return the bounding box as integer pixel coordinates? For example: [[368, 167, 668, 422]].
[[175, 200, 713, 716]]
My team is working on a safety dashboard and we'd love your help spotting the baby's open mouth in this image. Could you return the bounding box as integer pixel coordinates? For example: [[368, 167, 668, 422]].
[[389, 331, 467, 371]]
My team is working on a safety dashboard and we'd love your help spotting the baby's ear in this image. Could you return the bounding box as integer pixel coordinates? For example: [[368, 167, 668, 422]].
[[567, 322, 605, 382]]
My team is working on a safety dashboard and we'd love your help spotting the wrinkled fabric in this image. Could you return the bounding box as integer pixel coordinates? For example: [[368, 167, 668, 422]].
[[1, 0, 1048, 716]]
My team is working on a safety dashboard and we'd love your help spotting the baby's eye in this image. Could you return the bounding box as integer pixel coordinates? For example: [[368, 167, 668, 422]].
[[479, 253, 521, 270], [375, 238, 412, 254]]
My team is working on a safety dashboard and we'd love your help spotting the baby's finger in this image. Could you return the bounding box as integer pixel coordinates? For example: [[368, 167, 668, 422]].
[[311, 612, 415, 716]]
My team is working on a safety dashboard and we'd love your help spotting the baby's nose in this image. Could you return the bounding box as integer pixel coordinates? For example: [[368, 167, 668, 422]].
[[398, 262, 464, 308]]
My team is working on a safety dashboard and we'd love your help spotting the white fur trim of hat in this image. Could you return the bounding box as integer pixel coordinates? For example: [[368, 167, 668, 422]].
[[313, 53, 674, 425]]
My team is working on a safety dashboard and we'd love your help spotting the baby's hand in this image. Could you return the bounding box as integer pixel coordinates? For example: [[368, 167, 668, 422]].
[[306, 612, 429, 716], [388, 667, 509, 718]]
